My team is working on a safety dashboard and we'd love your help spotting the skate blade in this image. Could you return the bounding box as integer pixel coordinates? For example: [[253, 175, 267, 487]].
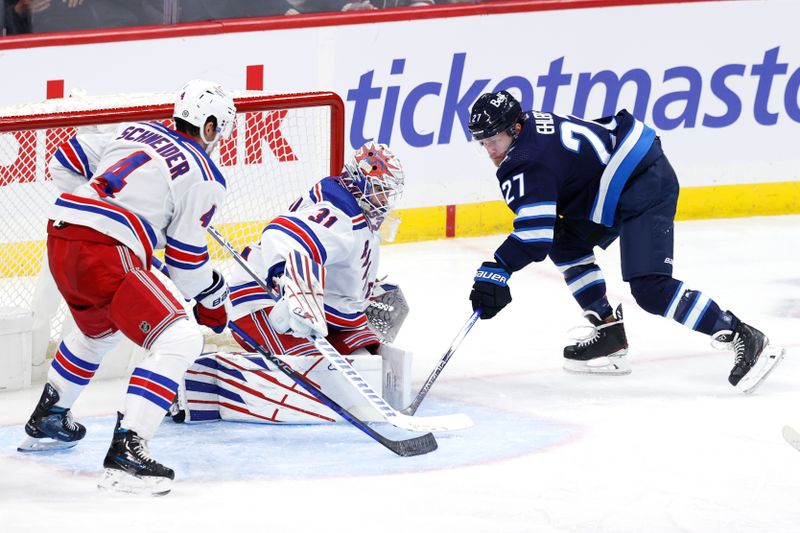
[[97, 468, 172, 496], [736, 345, 785, 394], [563, 354, 631, 376], [17, 435, 78, 453]]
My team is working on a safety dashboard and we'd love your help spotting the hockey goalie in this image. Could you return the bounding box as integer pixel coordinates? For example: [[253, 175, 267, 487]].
[[173, 142, 412, 424]]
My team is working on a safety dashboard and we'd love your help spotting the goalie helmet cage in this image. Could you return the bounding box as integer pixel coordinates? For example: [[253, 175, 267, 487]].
[[0, 90, 345, 371]]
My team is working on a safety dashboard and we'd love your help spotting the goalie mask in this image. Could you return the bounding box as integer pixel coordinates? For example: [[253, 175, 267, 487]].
[[341, 143, 405, 231], [174, 80, 236, 153]]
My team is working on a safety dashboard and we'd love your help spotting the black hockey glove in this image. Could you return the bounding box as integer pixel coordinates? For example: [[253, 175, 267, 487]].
[[470, 262, 511, 320]]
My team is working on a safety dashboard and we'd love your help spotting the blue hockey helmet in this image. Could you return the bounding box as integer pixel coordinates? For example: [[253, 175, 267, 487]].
[[468, 91, 522, 140]]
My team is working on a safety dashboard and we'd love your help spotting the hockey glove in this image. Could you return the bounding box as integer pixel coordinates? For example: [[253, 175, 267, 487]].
[[269, 251, 328, 339], [193, 270, 230, 334], [470, 261, 511, 320]]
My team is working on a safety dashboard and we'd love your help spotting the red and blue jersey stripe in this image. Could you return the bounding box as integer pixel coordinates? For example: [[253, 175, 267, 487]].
[[352, 213, 368, 231], [266, 216, 327, 264], [165, 236, 209, 270], [54, 137, 93, 179], [324, 305, 368, 331], [51, 341, 100, 386], [230, 281, 272, 307], [55, 193, 158, 266], [127, 367, 179, 411]]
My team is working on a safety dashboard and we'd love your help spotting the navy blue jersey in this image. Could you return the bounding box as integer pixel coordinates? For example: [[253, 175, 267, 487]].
[[493, 109, 657, 272]]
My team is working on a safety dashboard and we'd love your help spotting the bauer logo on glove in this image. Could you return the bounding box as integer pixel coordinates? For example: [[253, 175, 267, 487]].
[[470, 261, 512, 320]]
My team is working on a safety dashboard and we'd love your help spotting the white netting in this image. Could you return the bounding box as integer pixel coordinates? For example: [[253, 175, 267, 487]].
[[0, 90, 342, 358]]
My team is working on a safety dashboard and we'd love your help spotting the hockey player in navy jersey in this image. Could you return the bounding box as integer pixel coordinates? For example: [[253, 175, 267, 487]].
[[18, 80, 237, 495], [467, 90, 783, 392]]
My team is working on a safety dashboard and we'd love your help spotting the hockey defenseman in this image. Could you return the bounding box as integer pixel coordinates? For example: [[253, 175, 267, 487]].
[[467, 90, 784, 392], [173, 142, 408, 423], [18, 80, 237, 495]]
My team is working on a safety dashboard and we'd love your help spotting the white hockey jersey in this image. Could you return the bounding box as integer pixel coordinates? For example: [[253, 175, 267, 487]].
[[229, 177, 381, 331], [49, 121, 226, 299]]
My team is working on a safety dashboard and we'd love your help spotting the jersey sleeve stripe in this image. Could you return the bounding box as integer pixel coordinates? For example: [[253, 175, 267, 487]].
[[68, 138, 92, 178], [165, 237, 210, 270], [230, 282, 272, 307], [324, 305, 368, 329], [266, 216, 327, 264], [515, 202, 557, 217], [165, 236, 207, 254], [165, 248, 209, 269], [54, 145, 84, 177], [56, 193, 157, 266]]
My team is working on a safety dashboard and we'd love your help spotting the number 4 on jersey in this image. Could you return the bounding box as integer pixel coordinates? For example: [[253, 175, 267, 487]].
[[90, 151, 152, 198]]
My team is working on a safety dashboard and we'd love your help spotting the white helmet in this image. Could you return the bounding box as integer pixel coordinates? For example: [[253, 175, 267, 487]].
[[173, 80, 236, 152], [341, 142, 405, 230]]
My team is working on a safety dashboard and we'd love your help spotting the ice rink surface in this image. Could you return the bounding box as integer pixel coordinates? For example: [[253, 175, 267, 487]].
[[1, 215, 799, 533]]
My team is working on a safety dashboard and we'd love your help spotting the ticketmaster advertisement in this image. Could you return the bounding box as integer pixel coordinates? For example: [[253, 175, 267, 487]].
[[0, 0, 798, 220]]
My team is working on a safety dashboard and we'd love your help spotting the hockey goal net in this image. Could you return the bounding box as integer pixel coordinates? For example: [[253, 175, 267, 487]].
[[0, 90, 344, 377]]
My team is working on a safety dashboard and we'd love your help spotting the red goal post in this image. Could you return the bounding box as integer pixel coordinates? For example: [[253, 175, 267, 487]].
[[0, 90, 345, 382]]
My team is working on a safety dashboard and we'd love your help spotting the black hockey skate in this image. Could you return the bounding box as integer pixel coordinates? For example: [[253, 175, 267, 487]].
[[563, 304, 630, 375], [98, 413, 175, 496], [712, 318, 784, 393], [17, 383, 86, 452]]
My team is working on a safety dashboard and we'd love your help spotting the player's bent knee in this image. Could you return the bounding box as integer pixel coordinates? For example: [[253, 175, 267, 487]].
[[150, 318, 204, 366], [64, 329, 123, 360], [629, 274, 681, 316]]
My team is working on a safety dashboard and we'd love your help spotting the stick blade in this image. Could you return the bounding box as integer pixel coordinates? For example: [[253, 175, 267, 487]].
[[393, 412, 474, 433], [382, 432, 438, 457]]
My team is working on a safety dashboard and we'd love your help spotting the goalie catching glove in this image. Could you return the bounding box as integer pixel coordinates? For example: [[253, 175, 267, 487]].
[[269, 251, 328, 339], [194, 270, 230, 333], [470, 261, 511, 319]]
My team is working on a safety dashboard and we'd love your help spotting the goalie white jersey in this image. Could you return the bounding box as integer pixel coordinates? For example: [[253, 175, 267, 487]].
[[229, 176, 381, 331], [48, 121, 226, 299]]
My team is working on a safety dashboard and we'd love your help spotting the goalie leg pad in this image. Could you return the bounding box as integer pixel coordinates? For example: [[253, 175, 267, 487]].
[[231, 310, 319, 356], [327, 327, 381, 355]]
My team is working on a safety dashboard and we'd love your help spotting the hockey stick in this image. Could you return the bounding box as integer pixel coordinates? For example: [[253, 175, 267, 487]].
[[206, 224, 473, 433], [228, 322, 437, 457], [151, 254, 436, 456], [401, 309, 480, 415]]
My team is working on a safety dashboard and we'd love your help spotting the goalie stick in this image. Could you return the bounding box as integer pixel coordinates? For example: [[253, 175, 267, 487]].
[[206, 224, 473, 433], [229, 322, 437, 457], [401, 309, 480, 415], [152, 253, 436, 456]]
